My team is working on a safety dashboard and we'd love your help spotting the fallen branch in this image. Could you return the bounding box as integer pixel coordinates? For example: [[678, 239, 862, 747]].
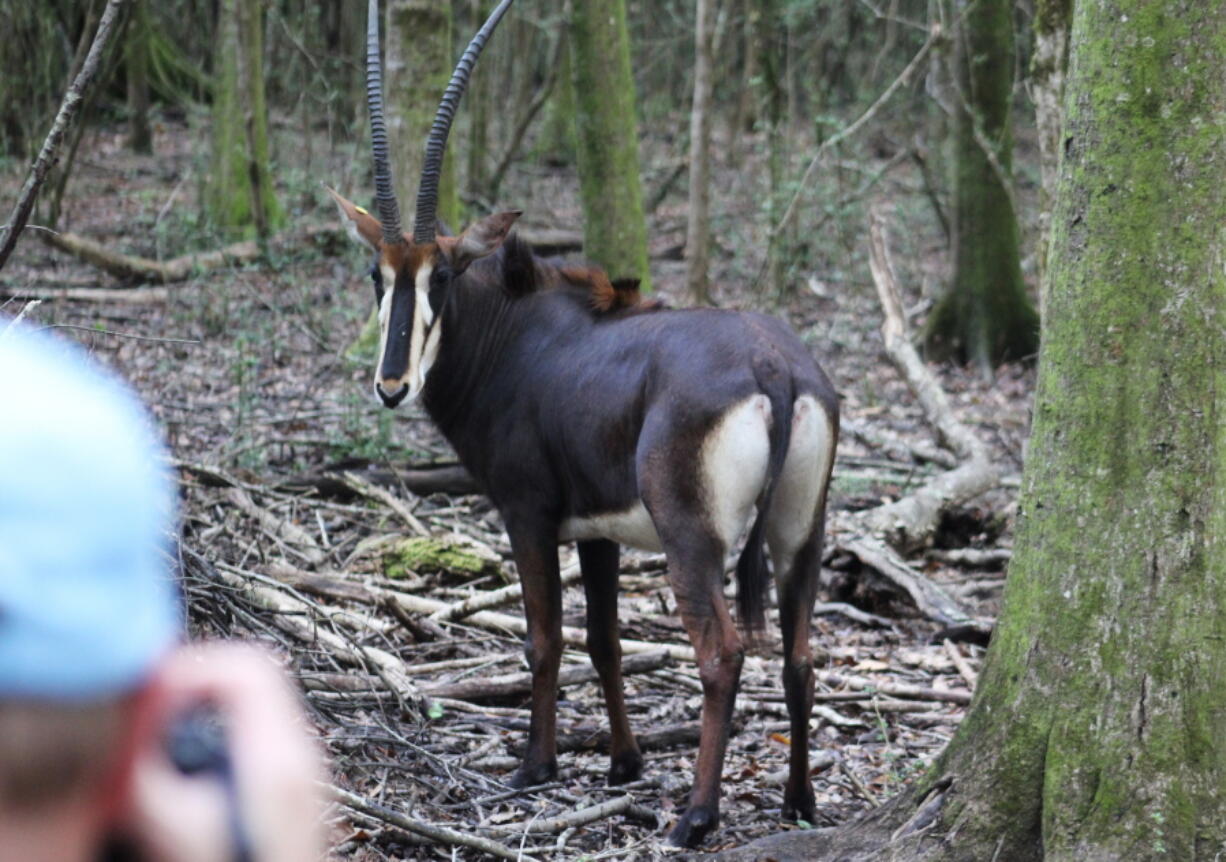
[[0, 285, 172, 303], [859, 207, 1002, 547], [41, 222, 580, 285], [838, 535, 983, 634], [818, 670, 971, 705], [280, 462, 482, 499], [225, 488, 325, 565], [824, 208, 1003, 631], [340, 471, 429, 537], [553, 721, 699, 756], [326, 784, 531, 861], [258, 562, 697, 663], [38, 222, 348, 284], [428, 563, 581, 623], [814, 601, 896, 629], [943, 639, 978, 689], [212, 564, 422, 702], [424, 649, 672, 702], [488, 795, 635, 835]]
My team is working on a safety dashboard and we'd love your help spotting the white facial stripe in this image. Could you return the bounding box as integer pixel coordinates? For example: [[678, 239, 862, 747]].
[[402, 263, 434, 401], [373, 281, 395, 395], [412, 317, 444, 399], [415, 264, 434, 326]]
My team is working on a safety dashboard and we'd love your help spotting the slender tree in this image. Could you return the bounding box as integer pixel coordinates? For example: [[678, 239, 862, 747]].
[[756, 2, 1226, 858], [126, 0, 153, 154], [569, 0, 651, 291], [684, 0, 715, 305], [751, 0, 789, 302], [386, 0, 458, 231], [923, 0, 1037, 369], [207, 0, 282, 239]]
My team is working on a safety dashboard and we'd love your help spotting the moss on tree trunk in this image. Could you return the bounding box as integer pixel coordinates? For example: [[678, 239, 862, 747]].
[[569, 0, 651, 291], [923, 0, 1037, 369], [207, 0, 282, 239]]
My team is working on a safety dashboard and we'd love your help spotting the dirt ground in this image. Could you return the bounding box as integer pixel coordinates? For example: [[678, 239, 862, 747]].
[[1, 117, 1034, 859]]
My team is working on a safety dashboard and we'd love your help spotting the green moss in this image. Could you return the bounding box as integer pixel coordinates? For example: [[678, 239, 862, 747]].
[[383, 536, 501, 579]]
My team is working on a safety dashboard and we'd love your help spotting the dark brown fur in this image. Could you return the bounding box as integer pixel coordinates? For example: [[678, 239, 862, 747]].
[[369, 230, 837, 849]]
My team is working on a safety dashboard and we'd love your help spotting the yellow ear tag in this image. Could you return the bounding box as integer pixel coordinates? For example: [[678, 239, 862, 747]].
[[354, 205, 370, 216]]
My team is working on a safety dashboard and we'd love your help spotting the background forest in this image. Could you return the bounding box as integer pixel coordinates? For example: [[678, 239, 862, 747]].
[[3, 0, 1220, 859]]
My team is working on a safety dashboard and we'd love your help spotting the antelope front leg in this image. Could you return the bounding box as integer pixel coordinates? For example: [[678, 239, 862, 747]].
[[577, 539, 643, 785], [506, 519, 563, 788]]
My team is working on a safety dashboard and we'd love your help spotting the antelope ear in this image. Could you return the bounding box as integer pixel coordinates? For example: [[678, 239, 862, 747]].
[[325, 185, 383, 250], [437, 210, 521, 272]]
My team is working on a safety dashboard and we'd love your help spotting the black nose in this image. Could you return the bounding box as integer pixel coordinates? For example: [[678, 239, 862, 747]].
[[376, 382, 408, 409]]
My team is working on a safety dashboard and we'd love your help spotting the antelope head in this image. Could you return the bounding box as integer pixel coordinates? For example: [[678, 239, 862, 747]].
[[330, 0, 518, 408]]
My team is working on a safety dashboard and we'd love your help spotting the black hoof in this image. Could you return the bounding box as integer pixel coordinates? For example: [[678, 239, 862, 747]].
[[668, 805, 719, 848], [783, 786, 817, 824], [508, 759, 557, 788], [608, 749, 643, 786]]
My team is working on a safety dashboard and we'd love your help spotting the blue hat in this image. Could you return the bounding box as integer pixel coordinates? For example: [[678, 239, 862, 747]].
[[0, 321, 180, 700]]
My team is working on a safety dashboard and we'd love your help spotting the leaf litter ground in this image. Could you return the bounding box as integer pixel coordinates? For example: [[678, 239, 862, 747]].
[[0, 120, 1034, 860]]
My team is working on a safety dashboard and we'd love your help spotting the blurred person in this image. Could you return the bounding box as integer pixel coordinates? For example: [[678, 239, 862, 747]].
[[0, 321, 324, 862]]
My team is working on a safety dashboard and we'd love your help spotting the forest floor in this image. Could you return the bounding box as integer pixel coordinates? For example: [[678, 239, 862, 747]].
[[1, 117, 1035, 860]]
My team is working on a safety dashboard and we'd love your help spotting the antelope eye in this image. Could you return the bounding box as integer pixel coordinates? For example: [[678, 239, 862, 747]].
[[427, 267, 450, 314], [369, 263, 385, 306]]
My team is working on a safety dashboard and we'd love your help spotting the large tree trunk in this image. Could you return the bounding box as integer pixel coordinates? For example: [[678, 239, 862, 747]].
[[207, 0, 282, 239], [922, 0, 1037, 370], [1030, 0, 1072, 317], [386, 0, 459, 232], [684, 0, 715, 305], [569, 0, 651, 291], [728, 2, 1226, 859]]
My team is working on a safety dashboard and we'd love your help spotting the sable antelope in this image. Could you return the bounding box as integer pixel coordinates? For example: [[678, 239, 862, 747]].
[[328, 0, 838, 847]]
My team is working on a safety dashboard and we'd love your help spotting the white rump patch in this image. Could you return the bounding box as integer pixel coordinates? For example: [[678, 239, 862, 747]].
[[767, 395, 835, 579], [702, 394, 773, 550]]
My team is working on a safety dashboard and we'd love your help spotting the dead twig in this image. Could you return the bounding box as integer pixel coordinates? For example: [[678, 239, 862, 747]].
[[225, 487, 326, 565], [819, 671, 971, 705], [428, 563, 582, 623], [943, 639, 978, 689], [340, 471, 429, 537], [489, 795, 636, 835], [424, 650, 672, 702], [325, 784, 532, 861]]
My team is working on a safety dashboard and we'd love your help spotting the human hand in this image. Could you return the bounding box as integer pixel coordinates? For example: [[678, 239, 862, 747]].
[[120, 643, 324, 862]]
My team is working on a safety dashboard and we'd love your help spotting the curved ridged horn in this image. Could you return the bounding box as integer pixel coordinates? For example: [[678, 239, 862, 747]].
[[413, 0, 515, 244], [367, 0, 404, 246]]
